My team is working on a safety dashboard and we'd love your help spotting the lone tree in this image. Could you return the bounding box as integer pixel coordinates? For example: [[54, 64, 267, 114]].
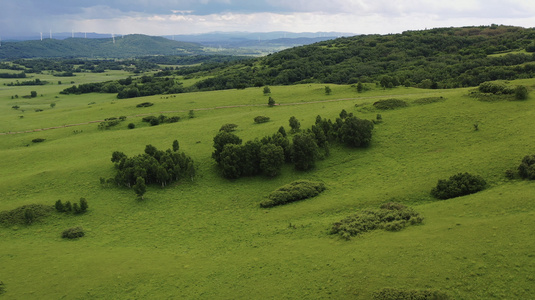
[[133, 177, 146, 199], [515, 85, 529, 100], [263, 86, 271, 95], [325, 86, 332, 95], [268, 97, 275, 107], [289, 116, 301, 133], [172, 140, 180, 152]]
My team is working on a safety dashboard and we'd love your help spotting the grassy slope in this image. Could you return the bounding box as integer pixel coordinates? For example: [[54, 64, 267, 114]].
[[0, 75, 534, 299]]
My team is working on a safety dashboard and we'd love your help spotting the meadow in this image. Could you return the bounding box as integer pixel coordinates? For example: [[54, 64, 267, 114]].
[[1, 70, 534, 299]]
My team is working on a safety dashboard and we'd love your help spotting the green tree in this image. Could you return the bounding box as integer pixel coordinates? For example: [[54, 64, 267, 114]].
[[133, 176, 146, 199], [55, 200, 65, 212], [339, 109, 348, 119], [263, 86, 271, 95], [64, 201, 72, 212], [259, 144, 284, 177], [292, 132, 319, 171], [268, 97, 275, 106], [188, 110, 195, 118], [79, 198, 88, 213], [289, 116, 301, 133], [212, 131, 242, 164], [219, 144, 244, 179], [30, 91, 37, 98], [50, 103, 56, 108], [325, 86, 332, 95], [278, 126, 287, 137], [172, 140, 180, 152], [338, 116, 374, 147]]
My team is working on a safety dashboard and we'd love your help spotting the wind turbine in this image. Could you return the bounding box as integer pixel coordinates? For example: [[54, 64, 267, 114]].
[[49, 29, 52, 39], [112, 33, 115, 44], [40, 32, 43, 41]]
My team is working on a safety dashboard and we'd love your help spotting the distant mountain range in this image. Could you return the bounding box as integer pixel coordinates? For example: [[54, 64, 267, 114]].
[[0, 31, 353, 60]]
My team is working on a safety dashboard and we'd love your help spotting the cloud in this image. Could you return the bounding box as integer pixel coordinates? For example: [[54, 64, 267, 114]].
[[2, 0, 535, 38]]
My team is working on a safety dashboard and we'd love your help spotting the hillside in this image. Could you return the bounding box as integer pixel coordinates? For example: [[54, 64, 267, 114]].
[[0, 59, 534, 299], [187, 25, 535, 91], [0, 34, 204, 59]]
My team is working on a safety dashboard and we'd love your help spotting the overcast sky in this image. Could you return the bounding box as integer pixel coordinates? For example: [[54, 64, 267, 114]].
[[1, 0, 535, 38]]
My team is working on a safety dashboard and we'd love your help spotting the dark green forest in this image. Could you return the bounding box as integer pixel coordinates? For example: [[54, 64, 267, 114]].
[[186, 25, 535, 90]]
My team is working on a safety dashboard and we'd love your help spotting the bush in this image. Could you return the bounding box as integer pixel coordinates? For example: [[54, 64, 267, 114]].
[[0, 281, 4, 295], [219, 123, 238, 132], [373, 99, 408, 110], [128, 123, 135, 129], [518, 154, 535, 179], [62, 227, 85, 239], [514, 85, 529, 100], [0, 204, 54, 226], [372, 287, 450, 300], [136, 102, 154, 107], [330, 202, 424, 240], [478, 81, 514, 94], [260, 180, 326, 208], [431, 172, 486, 200], [32, 138, 45, 143], [254, 116, 270, 123]]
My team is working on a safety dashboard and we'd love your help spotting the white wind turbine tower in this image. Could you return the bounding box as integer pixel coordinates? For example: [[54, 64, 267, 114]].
[[40, 32, 43, 41], [49, 29, 52, 39], [112, 33, 115, 44]]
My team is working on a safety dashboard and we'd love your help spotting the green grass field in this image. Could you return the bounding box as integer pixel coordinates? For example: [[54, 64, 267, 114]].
[[1, 72, 534, 299]]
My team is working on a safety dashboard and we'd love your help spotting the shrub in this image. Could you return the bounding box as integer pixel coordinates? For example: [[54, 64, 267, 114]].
[[514, 85, 529, 100], [330, 203, 424, 240], [254, 116, 270, 123], [0, 281, 4, 295], [431, 172, 486, 200], [518, 154, 535, 179], [32, 138, 45, 143], [0, 204, 54, 226], [373, 99, 408, 110], [128, 123, 135, 129], [260, 180, 326, 208], [478, 81, 514, 94], [62, 227, 85, 239], [220, 123, 238, 132], [372, 287, 450, 300], [136, 102, 154, 107], [505, 169, 516, 179]]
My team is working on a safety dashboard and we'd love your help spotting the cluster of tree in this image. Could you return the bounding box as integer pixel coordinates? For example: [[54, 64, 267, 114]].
[[473, 81, 530, 101], [330, 202, 424, 240], [179, 25, 535, 91], [0, 72, 26, 78], [260, 180, 326, 208], [142, 114, 180, 126], [373, 99, 408, 110], [213, 110, 374, 179], [104, 141, 195, 197], [8, 58, 159, 74], [431, 172, 487, 200], [60, 75, 184, 98], [55, 198, 88, 214], [6, 78, 46, 86], [254, 116, 270, 123]]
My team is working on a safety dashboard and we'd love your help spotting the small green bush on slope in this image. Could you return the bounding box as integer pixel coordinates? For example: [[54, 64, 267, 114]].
[[260, 180, 326, 208], [518, 155, 535, 179], [0, 204, 53, 226], [330, 202, 423, 240], [373, 99, 408, 110], [431, 172, 486, 200]]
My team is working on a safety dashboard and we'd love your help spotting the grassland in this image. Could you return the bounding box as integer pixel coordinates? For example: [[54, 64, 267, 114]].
[[1, 72, 534, 299]]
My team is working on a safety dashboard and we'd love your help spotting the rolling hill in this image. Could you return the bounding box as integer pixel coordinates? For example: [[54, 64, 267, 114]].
[[0, 34, 204, 59]]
